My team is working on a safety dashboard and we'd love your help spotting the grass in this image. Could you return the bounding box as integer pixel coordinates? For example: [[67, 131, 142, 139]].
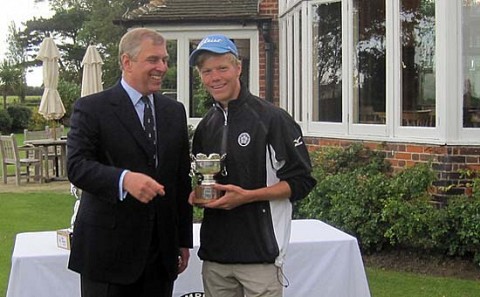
[[367, 267, 480, 297], [0, 188, 479, 297], [0, 190, 74, 297], [0, 96, 41, 110]]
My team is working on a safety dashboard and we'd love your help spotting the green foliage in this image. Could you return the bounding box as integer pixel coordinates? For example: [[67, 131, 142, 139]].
[[191, 70, 213, 117], [382, 163, 441, 250], [388, 162, 436, 200], [14, 0, 149, 89], [57, 78, 81, 123], [439, 195, 480, 264], [6, 105, 32, 132], [296, 144, 480, 266], [0, 110, 12, 134], [382, 194, 442, 250], [0, 59, 24, 109], [28, 106, 50, 130], [295, 144, 392, 251]]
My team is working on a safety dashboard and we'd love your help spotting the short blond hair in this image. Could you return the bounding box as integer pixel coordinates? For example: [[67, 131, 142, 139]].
[[195, 52, 241, 70]]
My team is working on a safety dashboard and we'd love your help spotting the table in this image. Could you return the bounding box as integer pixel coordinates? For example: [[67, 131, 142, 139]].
[[7, 220, 371, 297], [402, 110, 434, 126], [24, 138, 67, 180]]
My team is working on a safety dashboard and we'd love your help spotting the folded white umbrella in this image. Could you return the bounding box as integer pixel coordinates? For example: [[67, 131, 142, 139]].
[[36, 37, 66, 121], [81, 44, 103, 97]]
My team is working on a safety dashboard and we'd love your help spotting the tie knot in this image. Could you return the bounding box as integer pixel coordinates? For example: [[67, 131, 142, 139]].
[[141, 96, 150, 105]]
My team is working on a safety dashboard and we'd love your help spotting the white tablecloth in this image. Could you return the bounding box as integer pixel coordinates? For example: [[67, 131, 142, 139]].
[[7, 220, 370, 297]]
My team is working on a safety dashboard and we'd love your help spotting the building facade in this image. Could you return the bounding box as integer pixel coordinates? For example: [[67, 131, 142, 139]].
[[121, 0, 480, 188]]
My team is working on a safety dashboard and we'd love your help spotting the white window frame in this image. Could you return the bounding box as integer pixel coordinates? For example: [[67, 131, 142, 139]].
[[279, 0, 480, 145], [142, 25, 259, 127]]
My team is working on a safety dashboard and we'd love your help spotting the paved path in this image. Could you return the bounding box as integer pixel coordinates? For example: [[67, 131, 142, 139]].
[[0, 177, 71, 193]]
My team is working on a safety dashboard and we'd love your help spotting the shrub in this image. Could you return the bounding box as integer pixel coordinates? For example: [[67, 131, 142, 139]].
[[382, 163, 439, 250], [6, 105, 32, 132], [28, 107, 50, 130], [439, 195, 480, 265], [296, 144, 480, 266], [0, 110, 12, 134], [295, 144, 392, 251]]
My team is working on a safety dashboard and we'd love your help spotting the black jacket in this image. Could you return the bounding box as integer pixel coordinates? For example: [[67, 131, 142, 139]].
[[192, 85, 316, 266], [67, 82, 193, 284]]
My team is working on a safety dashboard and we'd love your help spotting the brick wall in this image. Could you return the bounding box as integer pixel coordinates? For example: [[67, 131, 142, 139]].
[[305, 137, 480, 192], [258, 0, 280, 105]]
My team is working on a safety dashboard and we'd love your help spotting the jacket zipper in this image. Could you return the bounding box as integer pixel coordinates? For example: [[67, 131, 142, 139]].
[[215, 103, 228, 176]]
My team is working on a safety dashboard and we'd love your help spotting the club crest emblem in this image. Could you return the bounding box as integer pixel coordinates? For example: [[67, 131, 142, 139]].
[[237, 132, 251, 147]]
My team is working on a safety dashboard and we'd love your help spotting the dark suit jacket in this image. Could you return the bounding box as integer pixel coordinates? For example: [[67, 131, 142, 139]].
[[66, 82, 192, 284]]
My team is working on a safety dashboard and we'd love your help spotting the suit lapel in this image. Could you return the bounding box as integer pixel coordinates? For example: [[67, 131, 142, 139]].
[[109, 84, 155, 159]]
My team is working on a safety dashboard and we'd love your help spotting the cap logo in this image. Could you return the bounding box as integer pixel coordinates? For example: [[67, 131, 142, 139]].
[[198, 37, 224, 48]]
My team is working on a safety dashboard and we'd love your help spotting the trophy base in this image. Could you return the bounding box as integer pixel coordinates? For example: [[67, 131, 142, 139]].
[[56, 229, 72, 250], [194, 184, 223, 204]]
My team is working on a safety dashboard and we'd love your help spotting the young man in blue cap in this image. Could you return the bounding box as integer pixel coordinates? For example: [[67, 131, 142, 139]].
[[189, 34, 316, 297]]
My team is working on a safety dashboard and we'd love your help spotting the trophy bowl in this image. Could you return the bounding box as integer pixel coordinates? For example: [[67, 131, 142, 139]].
[[192, 153, 224, 204]]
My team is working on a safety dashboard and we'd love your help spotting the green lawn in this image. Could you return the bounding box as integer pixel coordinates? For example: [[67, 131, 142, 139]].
[[0, 189, 479, 297], [367, 267, 480, 297], [0, 96, 41, 110], [0, 191, 73, 297]]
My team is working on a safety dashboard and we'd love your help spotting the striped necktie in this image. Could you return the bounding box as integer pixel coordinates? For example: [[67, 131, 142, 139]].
[[141, 96, 156, 146]]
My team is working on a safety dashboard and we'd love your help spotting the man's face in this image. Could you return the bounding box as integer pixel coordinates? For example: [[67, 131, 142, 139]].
[[122, 38, 169, 95], [198, 54, 242, 107]]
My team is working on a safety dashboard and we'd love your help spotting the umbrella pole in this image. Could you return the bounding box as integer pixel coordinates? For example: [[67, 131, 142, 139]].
[[51, 120, 57, 140]]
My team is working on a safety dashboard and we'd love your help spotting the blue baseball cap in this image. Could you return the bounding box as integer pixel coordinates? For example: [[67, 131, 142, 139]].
[[189, 34, 238, 66]]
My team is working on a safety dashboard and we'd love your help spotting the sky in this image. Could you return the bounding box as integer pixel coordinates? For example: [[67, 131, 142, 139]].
[[0, 0, 53, 86]]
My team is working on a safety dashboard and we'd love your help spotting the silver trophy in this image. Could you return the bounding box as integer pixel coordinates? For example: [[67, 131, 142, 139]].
[[191, 153, 225, 204]]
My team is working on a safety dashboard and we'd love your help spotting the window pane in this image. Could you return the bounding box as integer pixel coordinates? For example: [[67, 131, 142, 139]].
[[353, 0, 386, 124], [400, 0, 436, 127], [162, 40, 177, 100], [189, 38, 250, 118], [312, 1, 342, 122], [463, 0, 480, 128]]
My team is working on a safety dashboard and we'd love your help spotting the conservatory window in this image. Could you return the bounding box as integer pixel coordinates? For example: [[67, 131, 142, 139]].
[[400, 0, 436, 127], [462, 0, 480, 128], [352, 0, 386, 125], [312, 1, 342, 122]]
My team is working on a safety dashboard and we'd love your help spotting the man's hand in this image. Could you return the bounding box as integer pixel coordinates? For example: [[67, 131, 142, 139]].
[[203, 184, 250, 210], [178, 248, 190, 274], [123, 171, 165, 203], [203, 181, 291, 210], [188, 190, 196, 206]]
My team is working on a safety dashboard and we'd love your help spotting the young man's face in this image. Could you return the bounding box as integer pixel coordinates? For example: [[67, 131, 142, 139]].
[[198, 54, 242, 107], [122, 38, 169, 95]]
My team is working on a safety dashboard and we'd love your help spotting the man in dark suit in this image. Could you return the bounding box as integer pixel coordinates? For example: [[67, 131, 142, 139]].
[[67, 28, 193, 297]]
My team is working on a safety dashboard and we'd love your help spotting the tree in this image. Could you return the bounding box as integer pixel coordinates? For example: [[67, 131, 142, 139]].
[[21, 0, 149, 87], [0, 60, 23, 109], [6, 22, 29, 103]]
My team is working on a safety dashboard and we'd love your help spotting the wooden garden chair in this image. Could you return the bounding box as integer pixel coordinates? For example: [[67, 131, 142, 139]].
[[0, 134, 44, 185]]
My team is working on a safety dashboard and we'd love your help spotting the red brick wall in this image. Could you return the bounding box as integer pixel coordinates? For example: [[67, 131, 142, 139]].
[[258, 0, 280, 105], [305, 137, 480, 189]]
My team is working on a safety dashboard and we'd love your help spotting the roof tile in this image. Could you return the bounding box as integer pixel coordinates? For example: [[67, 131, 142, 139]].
[[124, 0, 260, 21]]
